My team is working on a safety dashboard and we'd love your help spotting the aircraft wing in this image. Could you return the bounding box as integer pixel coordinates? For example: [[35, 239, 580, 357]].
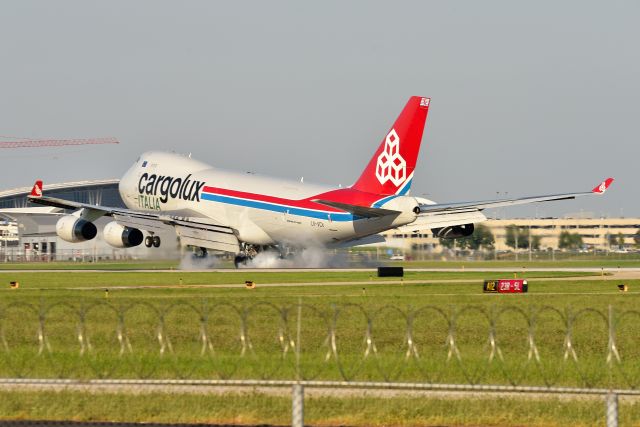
[[416, 178, 614, 215], [27, 193, 240, 253]]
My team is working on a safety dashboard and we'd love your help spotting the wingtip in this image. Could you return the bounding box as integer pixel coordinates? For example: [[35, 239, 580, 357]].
[[592, 178, 614, 194]]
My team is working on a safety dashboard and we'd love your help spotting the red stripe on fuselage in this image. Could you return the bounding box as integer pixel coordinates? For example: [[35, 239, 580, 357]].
[[202, 186, 344, 212], [201, 186, 389, 211]]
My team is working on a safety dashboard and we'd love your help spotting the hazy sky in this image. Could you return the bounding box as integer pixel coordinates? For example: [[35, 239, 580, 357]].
[[1, 1, 637, 218]]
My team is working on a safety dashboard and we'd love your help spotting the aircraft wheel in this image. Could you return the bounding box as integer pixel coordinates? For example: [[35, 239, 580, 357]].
[[144, 236, 153, 248], [152, 236, 161, 248], [234, 255, 247, 268]]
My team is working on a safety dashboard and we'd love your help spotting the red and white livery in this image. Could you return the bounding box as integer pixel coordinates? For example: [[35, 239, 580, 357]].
[[28, 96, 614, 265]]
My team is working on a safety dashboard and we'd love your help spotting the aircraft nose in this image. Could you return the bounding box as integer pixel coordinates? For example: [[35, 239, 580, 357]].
[[119, 161, 143, 203]]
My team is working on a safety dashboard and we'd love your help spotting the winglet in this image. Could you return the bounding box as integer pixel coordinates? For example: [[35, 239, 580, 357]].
[[592, 178, 614, 194], [30, 180, 43, 197]]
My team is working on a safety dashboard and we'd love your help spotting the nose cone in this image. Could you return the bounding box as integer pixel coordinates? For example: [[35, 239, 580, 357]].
[[119, 159, 142, 205]]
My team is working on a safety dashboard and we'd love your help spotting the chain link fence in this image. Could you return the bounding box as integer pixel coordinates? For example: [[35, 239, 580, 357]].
[[1, 300, 638, 426]]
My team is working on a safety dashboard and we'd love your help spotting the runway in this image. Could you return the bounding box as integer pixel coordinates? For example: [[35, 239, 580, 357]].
[[10, 267, 640, 292], [3, 267, 640, 274]]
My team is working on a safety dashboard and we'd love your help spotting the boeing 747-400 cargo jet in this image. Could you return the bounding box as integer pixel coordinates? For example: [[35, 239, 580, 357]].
[[28, 96, 613, 266]]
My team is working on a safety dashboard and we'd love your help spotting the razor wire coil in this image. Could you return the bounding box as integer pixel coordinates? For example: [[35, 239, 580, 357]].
[[1, 301, 639, 390]]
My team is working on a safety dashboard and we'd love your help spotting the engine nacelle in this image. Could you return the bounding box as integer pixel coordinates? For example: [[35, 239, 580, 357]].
[[103, 221, 144, 248], [432, 223, 475, 239], [56, 215, 98, 243]]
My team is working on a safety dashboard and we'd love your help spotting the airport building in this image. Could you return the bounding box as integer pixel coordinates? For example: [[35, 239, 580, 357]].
[[0, 180, 178, 261], [383, 217, 640, 253], [0, 180, 637, 261]]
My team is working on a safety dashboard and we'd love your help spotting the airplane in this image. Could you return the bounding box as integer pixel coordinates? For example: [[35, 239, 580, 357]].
[[27, 96, 614, 266]]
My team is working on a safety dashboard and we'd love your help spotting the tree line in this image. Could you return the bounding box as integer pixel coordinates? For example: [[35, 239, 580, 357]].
[[439, 225, 640, 251]]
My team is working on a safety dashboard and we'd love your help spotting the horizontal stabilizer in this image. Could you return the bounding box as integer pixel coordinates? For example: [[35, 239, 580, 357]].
[[312, 199, 400, 218], [328, 234, 387, 248]]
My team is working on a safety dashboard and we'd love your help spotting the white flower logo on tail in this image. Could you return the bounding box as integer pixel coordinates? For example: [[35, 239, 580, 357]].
[[375, 129, 406, 186]]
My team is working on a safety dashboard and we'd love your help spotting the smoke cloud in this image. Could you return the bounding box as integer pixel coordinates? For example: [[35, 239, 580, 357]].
[[178, 251, 222, 270], [240, 246, 350, 269]]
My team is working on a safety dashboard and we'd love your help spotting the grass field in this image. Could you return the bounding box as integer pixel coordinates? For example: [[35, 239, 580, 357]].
[[1, 266, 639, 426], [1, 389, 639, 427], [0, 269, 597, 290]]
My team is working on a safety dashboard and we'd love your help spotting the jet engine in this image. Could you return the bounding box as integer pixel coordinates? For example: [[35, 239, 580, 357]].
[[103, 221, 144, 248], [56, 215, 98, 243], [432, 223, 475, 239]]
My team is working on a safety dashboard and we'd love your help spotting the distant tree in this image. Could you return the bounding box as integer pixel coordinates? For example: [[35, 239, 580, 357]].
[[608, 233, 626, 249], [451, 224, 495, 251], [558, 231, 583, 250], [439, 236, 455, 249], [473, 224, 496, 250], [635, 229, 640, 248], [530, 235, 542, 250], [505, 225, 534, 250], [505, 225, 518, 249]]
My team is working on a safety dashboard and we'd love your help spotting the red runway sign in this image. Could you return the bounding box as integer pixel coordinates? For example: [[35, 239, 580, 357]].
[[483, 279, 528, 293]]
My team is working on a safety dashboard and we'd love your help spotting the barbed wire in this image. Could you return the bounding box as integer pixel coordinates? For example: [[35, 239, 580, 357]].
[[0, 301, 639, 389]]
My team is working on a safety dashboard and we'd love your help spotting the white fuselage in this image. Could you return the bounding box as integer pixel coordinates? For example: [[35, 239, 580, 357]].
[[118, 152, 419, 248]]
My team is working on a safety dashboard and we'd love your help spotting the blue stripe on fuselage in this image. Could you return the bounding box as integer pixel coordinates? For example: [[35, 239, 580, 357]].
[[371, 178, 413, 208], [200, 193, 356, 221], [372, 195, 397, 208], [397, 178, 412, 196]]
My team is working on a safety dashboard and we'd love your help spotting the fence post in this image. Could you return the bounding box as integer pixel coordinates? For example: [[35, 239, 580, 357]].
[[292, 383, 304, 427], [292, 298, 304, 427], [605, 393, 618, 427]]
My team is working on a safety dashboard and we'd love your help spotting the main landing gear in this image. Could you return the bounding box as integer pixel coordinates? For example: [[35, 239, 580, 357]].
[[232, 244, 297, 268], [144, 234, 161, 248], [234, 244, 261, 268]]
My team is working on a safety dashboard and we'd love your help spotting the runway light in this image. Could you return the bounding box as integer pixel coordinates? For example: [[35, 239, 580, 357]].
[[618, 284, 628, 292], [9, 281, 19, 289], [245, 281, 256, 289]]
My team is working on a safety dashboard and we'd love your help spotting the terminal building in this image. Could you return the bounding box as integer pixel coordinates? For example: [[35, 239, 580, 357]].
[[0, 179, 178, 262], [383, 217, 640, 253], [0, 180, 637, 261]]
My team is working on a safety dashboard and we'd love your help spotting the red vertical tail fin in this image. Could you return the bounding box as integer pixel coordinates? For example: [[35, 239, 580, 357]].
[[351, 96, 430, 196]]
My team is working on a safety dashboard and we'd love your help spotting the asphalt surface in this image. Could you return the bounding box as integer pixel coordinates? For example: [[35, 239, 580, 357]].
[[9, 268, 639, 292], [3, 267, 640, 273]]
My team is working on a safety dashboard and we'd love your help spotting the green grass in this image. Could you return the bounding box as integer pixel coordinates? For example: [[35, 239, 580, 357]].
[[0, 270, 638, 389], [1, 389, 639, 427], [0, 270, 596, 291], [1, 269, 639, 425], [0, 260, 182, 270]]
